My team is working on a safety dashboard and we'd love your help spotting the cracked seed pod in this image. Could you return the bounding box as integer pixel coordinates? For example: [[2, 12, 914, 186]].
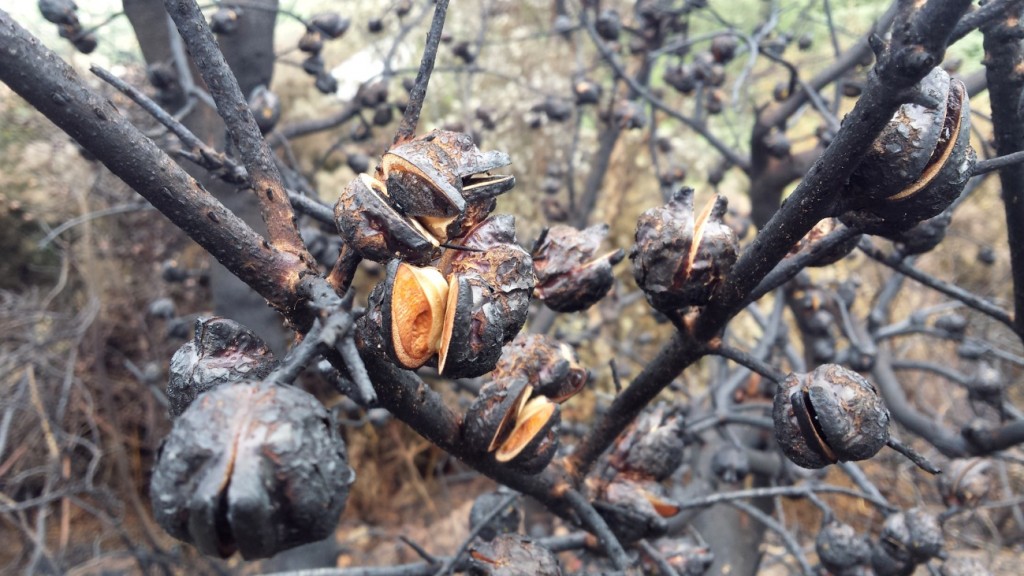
[[309, 12, 350, 39], [532, 223, 623, 312], [468, 534, 562, 576], [335, 173, 440, 265], [440, 215, 535, 340], [248, 85, 280, 135], [632, 188, 738, 312], [840, 67, 975, 236], [437, 272, 507, 378], [491, 334, 588, 402], [773, 364, 890, 469], [609, 403, 686, 481], [880, 508, 944, 564], [786, 217, 861, 267], [151, 381, 353, 559], [463, 377, 561, 474], [710, 444, 750, 484], [470, 491, 522, 542], [166, 317, 277, 417], [380, 260, 449, 369], [816, 521, 871, 575], [643, 537, 714, 576]]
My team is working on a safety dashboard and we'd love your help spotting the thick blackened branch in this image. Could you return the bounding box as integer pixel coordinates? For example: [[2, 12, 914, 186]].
[[163, 0, 312, 264], [0, 9, 303, 313], [981, 3, 1024, 338]]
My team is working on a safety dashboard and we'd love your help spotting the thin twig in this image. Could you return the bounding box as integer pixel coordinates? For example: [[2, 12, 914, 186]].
[[433, 493, 518, 576], [394, 0, 451, 144], [563, 488, 632, 571]]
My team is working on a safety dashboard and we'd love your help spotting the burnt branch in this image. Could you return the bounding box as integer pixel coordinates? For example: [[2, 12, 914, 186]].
[[163, 0, 312, 263], [981, 2, 1024, 339], [394, 0, 450, 144], [0, 9, 303, 313]]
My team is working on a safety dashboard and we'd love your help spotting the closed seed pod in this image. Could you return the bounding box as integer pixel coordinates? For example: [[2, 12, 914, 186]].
[[878, 508, 944, 565], [334, 174, 438, 265], [840, 67, 975, 236], [167, 317, 277, 417], [468, 534, 562, 576], [773, 364, 890, 469], [609, 403, 686, 481], [309, 12, 350, 39], [151, 381, 354, 559], [593, 477, 679, 541], [532, 223, 623, 313], [632, 188, 739, 312]]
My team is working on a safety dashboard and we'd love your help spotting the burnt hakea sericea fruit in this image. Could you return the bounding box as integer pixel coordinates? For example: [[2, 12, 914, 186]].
[[871, 508, 944, 576], [356, 215, 536, 378], [151, 381, 354, 559], [335, 130, 514, 265], [773, 364, 890, 469], [816, 521, 872, 575], [531, 224, 624, 313], [632, 187, 739, 313], [839, 67, 974, 237], [166, 317, 278, 417], [460, 333, 590, 473]]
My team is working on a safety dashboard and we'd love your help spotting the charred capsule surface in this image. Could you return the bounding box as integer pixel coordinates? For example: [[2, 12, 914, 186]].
[[151, 381, 353, 559], [167, 317, 277, 417], [532, 223, 624, 313], [608, 403, 686, 481], [491, 333, 588, 402], [773, 364, 890, 469], [817, 521, 871, 575], [840, 67, 975, 235], [632, 188, 739, 312]]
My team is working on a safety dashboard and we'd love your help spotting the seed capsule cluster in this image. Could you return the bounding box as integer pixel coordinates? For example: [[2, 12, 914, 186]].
[[357, 215, 535, 378]]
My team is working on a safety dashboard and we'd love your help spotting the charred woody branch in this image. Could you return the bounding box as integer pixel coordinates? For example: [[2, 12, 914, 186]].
[[5, 0, 1024, 574]]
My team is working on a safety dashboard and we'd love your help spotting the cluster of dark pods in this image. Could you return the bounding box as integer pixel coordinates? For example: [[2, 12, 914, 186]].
[[773, 364, 890, 469], [462, 334, 589, 474], [152, 319, 353, 559], [632, 187, 739, 313], [357, 213, 534, 378], [336, 130, 515, 264], [839, 67, 975, 237], [531, 224, 624, 312], [814, 509, 946, 575], [294, 12, 351, 94], [591, 404, 687, 541], [38, 0, 96, 53]]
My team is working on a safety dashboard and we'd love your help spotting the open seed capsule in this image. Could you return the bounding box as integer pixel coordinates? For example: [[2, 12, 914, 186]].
[[463, 377, 561, 474], [381, 261, 449, 369], [632, 188, 739, 312], [773, 364, 890, 469], [334, 173, 438, 265]]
